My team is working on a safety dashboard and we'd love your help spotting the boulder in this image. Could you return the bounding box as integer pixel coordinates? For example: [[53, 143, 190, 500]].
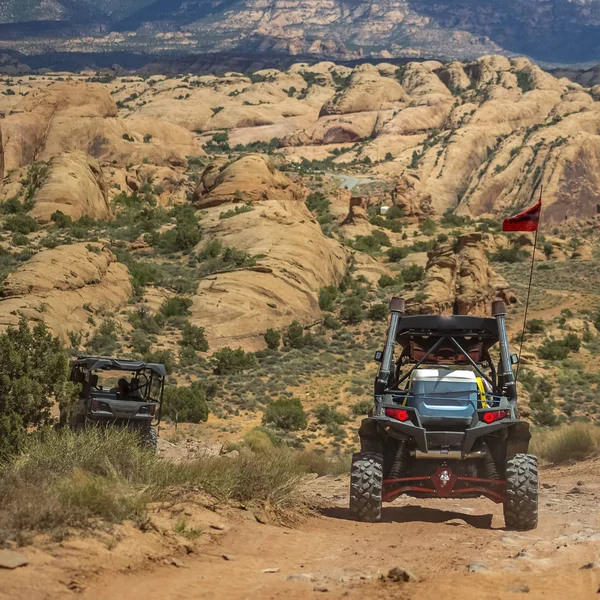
[[27, 151, 111, 223], [0, 243, 132, 341]]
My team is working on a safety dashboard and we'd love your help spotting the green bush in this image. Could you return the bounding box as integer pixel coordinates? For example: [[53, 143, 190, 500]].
[[4, 213, 38, 234], [386, 246, 409, 262], [491, 247, 529, 263], [0, 318, 76, 459], [351, 400, 372, 416], [212, 347, 257, 375], [318, 286, 338, 312], [368, 303, 388, 321], [378, 274, 397, 288], [86, 320, 119, 356], [163, 384, 209, 424], [526, 319, 546, 334], [401, 264, 425, 283], [180, 323, 209, 352], [160, 296, 193, 318], [340, 297, 364, 324], [284, 320, 305, 349], [313, 404, 346, 426], [562, 333, 581, 352], [51, 210, 73, 229], [264, 328, 281, 350], [323, 314, 341, 330], [144, 349, 177, 375], [263, 398, 307, 431], [537, 339, 570, 360], [419, 218, 437, 236]]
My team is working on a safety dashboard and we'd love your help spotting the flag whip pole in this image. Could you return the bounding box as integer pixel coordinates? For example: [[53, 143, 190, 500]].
[[515, 186, 543, 383]]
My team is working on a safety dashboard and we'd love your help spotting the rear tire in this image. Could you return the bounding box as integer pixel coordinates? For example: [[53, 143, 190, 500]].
[[140, 425, 158, 453], [503, 453, 538, 531], [349, 452, 383, 523]]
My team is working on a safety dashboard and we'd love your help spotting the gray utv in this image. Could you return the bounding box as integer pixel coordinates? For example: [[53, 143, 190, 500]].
[[62, 357, 166, 451], [351, 298, 538, 530]]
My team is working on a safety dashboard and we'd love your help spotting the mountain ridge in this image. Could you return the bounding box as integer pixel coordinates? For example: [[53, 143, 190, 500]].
[[0, 0, 599, 65]]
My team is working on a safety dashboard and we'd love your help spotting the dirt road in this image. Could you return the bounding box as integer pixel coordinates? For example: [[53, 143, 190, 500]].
[[3, 461, 600, 600]]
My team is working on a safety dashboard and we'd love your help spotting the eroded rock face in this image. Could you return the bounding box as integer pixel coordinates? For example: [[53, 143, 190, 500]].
[[0, 243, 132, 340], [391, 174, 433, 219], [417, 233, 516, 315], [2, 82, 203, 172], [191, 198, 348, 350], [196, 154, 303, 208], [27, 151, 112, 223]]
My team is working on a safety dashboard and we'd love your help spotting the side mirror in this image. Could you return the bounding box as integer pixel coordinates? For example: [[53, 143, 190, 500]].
[[374, 351, 383, 363], [510, 353, 519, 365]]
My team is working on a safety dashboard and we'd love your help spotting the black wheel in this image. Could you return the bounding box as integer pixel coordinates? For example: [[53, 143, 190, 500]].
[[140, 425, 158, 452], [349, 452, 383, 523], [503, 453, 538, 531]]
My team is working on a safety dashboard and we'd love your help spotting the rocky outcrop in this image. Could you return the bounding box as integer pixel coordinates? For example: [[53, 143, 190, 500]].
[[191, 198, 348, 351], [391, 174, 434, 219], [27, 151, 112, 223], [196, 154, 303, 208], [0, 243, 132, 340], [416, 233, 516, 315], [2, 82, 203, 172]]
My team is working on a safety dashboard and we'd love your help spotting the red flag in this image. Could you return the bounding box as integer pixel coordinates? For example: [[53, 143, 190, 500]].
[[502, 200, 542, 232]]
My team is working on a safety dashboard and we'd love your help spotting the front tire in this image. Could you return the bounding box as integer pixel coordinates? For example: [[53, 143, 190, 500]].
[[503, 453, 538, 530], [349, 452, 383, 523]]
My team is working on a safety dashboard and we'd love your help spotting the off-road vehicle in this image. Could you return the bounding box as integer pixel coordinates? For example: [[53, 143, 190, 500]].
[[351, 298, 538, 530], [61, 357, 166, 451]]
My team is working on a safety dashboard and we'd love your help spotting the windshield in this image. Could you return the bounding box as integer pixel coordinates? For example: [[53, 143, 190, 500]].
[[412, 379, 479, 402], [72, 367, 163, 403]]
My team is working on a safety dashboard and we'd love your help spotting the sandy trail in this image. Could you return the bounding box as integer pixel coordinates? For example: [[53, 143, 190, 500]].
[[8, 461, 593, 600]]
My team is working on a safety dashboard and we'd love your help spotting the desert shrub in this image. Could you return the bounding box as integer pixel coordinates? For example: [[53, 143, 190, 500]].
[[50, 210, 73, 229], [351, 400, 372, 416], [86, 319, 119, 356], [180, 323, 209, 352], [212, 347, 257, 375], [368, 303, 388, 321], [284, 320, 305, 349], [0, 318, 76, 459], [264, 328, 281, 350], [131, 330, 152, 355], [160, 296, 193, 318], [340, 297, 364, 323], [491, 247, 529, 263], [401, 264, 425, 283], [386, 246, 409, 262], [537, 340, 569, 361], [4, 213, 38, 234], [323, 314, 341, 330], [562, 333, 581, 352], [144, 349, 177, 375], [419, 218, 437, 235], [526, 319, 546, 334], [531, 424, 600, 464], [313, 404, 346, 426], [163, 384, 209, 424], [318, 286, 338, 311], [263, 398, 307, 431], [219, 204, 254, 219], [378, 274, 396, 288]]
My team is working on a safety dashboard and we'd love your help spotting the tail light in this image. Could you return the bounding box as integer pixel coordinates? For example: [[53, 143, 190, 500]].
[[385, 408, 410, 422], [90, 400, 110, 412], [91, 399, 99, 412], [482, 410, 509, 424], [138, 405, 156, 416]]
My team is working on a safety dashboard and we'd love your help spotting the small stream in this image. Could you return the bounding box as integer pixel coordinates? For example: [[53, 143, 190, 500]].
[[325, 172, 377, 191]]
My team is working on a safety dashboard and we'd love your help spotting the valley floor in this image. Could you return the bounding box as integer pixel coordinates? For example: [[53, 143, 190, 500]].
[[3, 461, 600, 600]]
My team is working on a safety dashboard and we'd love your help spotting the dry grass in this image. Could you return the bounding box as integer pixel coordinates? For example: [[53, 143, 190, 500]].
[[0, 428, 345, 540], [531, 423, 600, 464]]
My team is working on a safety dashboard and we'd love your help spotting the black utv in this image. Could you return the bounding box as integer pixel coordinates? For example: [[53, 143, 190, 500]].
[[351, 298, 538, 530], [61, 357, 166, 451]]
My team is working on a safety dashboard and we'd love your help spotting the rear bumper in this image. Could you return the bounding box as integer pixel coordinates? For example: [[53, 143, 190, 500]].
[[361, 414, 520, 455], [382, 465, 505, 504]]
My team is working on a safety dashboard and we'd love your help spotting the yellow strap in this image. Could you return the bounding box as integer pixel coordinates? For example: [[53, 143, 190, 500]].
[[476, 377, 488, 408], [402, 370, 414, 406]]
